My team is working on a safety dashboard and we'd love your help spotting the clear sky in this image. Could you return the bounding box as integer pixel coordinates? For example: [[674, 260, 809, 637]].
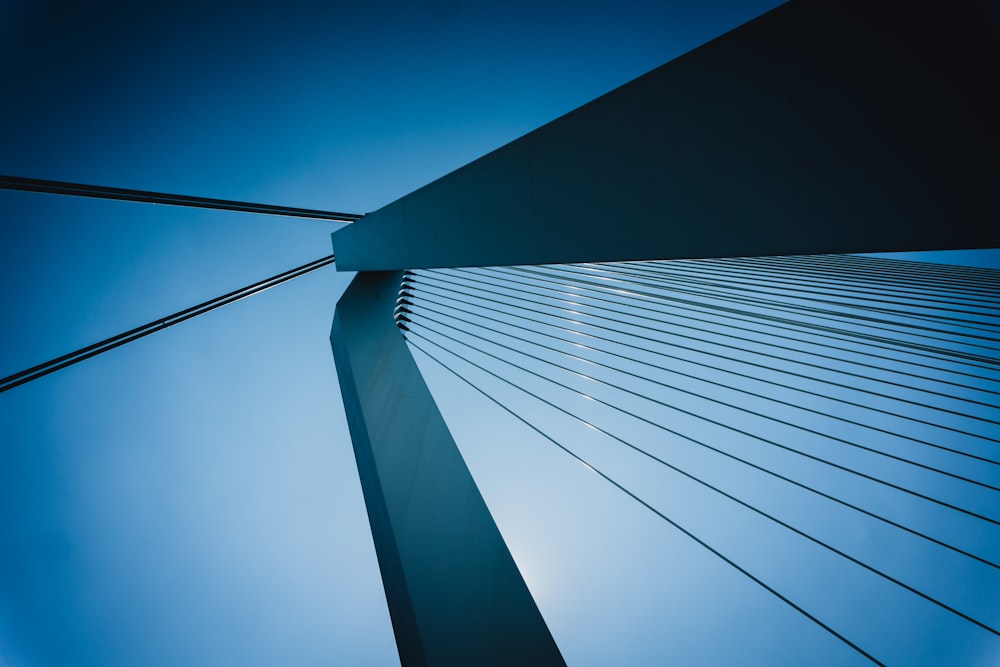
[[1, 0, 997, 665]]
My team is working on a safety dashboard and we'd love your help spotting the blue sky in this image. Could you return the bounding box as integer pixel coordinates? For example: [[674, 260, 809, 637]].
[[1, 0, 998, 665]]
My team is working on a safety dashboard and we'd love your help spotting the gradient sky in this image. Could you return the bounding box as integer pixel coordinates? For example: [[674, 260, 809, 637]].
[[1, 1, 997, 665]]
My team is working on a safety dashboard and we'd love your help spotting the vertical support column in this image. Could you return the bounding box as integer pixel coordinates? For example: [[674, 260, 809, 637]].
[[331, 270, 565, 667]]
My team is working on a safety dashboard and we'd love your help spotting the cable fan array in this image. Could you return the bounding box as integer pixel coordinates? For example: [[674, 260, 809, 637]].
[[397, 254, 1000, 665]]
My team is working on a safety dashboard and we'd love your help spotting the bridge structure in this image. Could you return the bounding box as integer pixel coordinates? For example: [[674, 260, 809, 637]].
[[329, 1, 1000, 665]]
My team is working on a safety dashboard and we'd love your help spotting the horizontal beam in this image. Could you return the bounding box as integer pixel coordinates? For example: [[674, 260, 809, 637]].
[[333, 0, 998, 270]]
